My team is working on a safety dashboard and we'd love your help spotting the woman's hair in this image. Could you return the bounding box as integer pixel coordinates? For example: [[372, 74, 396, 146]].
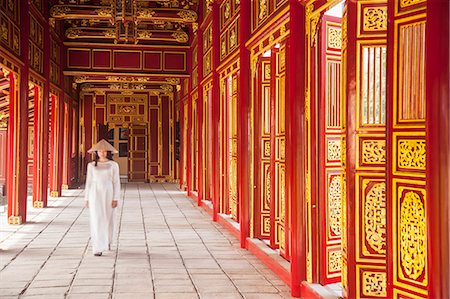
[[94, 151, 114, 166]]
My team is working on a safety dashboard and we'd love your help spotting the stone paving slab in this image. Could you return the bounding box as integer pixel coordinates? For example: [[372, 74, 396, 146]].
[[0, 183, 294, 298]]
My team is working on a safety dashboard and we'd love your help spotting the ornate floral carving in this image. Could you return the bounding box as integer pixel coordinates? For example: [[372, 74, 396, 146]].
[[66, 27, 82, 39], [229, 29, 237, 49], [328, 139, 341, 161], [1, 23, 8, 41], [160, 84, 174, 92], [363, 7, 387, 31], [74, 75, 88, 83], [400, 0, 426, 8], [224, 2, 231, 19], [138, 8, 156, 18], [362, 140, 386, 164], [177, 10, 198, 22], [95, 7, 113, 17], [328, 176, 342, 236], [166, 78, 180, 85], [259, 0, 268, 20], [400, 190, 426, 280], [172, 30, 188, 43], [328, 250, 342, 272], [118, 105, 137, 114], [327, 27, 342, 49], [103, 29, 116, 38], [50, 5, 71, 17], [398, 139, 426, 169], [364, 182, 386, 254], [137, 30, 152, 39], [362, 272, 387, 297], [221, 39, 226, 57]]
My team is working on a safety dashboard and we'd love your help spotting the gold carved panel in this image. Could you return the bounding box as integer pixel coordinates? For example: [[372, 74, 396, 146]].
[[362, 271, 387, 297], [400, 189, 426, 280], [363, 7, 388, 31], [327, 26, 342, 49], [328, 250, 342, 273], [328, 175, 342, 237], [400, 0, 426, 8], [327, 139, 341, 162], [397, 139, 426, 170], [364, 182, 386, 255], [362, 140, 386, 165]]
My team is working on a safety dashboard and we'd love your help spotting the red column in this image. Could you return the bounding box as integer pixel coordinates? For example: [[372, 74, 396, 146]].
[[287, 1, 307, 296], [8, 0, 30, 224], [427, 0, 450, 297], [32, 2, 51, 209], [238, 0, 251, 248], [63, 98, 74, 189], [197, 19, 204, 205], [49, 94, 62, 197], [211, 2, 220, 222]]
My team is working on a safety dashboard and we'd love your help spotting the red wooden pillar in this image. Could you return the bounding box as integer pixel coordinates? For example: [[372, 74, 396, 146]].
[[197, 20, 204, 205], [426, 0, 449, 297], [287, 1, 307, 296], [8, 0, 30, 224], [49, 94, 61, 197], [62, 98, 74, 189], [32, 84, 48, 208], [211, 1, 220, 222], [238, 0, 251, 248], [33, 2, 51, 209]]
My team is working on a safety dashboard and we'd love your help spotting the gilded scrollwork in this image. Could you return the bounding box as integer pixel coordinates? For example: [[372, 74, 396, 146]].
[[50, 5, 70, 18], [328, 176, 342, 236], [224, 2, 231, 19], [137, 30, 152, 39], [363, 7, 387, 31], [229, 29, 237, 49], [172, 31, 188, 43], [95, 7, 113, 17], [74, 75, 88, 83], [362, 272, 387, 297], [362, 140, 386, 164], [103, 29, 116, 38], [327, 27, 342, 49], [160, 84, 174, 93], [398, 139, 426, 169], [328, 250, 342, 272], [400, 0, 426, 8], [66, 27, 82, 39], [259, 0, 268, 20], [328, 139, 341, 161], [166, 78, 180, 85], [138, 8, 156, 18], [177, 10, 198, 22], [364, 182, 386, 254], [400, 190, 426, 280]]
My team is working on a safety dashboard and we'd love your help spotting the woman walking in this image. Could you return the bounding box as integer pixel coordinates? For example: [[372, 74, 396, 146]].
[[84, 139, 121, 256]]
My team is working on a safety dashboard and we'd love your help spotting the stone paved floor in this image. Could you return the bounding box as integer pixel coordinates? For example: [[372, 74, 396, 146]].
[[0, 183, 293, 299]]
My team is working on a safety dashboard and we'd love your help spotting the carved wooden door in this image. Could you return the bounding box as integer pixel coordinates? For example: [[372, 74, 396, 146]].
[[128, 125, 147, 181], [318, 14, 343, 284], [253, 57, 272, 240]]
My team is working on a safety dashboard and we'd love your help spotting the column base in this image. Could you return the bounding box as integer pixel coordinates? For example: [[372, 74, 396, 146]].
[[8, 215, 23, 225], [62, 184, 69, 190], [50, 191, 60, 197], [33, 201, 45, 208]]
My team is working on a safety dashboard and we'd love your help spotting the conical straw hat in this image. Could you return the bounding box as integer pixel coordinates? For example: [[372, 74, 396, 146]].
[[87, 139, 118, 154]]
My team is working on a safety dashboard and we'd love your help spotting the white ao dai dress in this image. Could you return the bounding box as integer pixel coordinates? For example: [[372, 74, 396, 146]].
[[84, 160, 121, 254]]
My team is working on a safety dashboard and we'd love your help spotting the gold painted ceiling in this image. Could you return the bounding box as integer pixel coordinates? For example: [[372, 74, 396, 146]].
[[50, 0, 198, 45]]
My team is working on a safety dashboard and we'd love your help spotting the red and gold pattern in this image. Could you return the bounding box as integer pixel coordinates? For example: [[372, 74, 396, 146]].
[[388, 0, 428, 297]]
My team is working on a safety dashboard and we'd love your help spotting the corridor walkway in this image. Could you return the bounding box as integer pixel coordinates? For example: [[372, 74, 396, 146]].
[[0, 183, 292, 299]]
